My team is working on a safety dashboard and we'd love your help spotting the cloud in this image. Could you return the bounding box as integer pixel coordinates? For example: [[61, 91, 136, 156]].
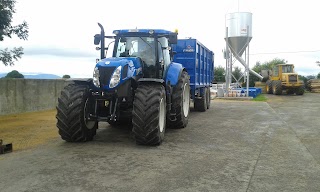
[[23, 46, 96, 58]]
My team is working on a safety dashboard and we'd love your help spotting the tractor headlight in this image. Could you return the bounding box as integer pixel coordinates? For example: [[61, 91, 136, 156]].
[[109, 66, 122, 88], [93, 67, 100, 87]]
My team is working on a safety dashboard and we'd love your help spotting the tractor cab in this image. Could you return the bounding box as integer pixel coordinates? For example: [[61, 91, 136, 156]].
[[273, 64, 294, 77], [112, 29, 177, 79], [94, 26, 177, 80], [281, 64, 294, 73]]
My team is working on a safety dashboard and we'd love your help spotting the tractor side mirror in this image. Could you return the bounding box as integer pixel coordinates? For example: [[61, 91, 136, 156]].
[[94, 34, 101, 45], [169, 34, 177, 44]]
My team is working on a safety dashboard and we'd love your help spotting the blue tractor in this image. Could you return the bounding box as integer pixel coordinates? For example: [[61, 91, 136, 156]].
[[56, 23, 191, 145]]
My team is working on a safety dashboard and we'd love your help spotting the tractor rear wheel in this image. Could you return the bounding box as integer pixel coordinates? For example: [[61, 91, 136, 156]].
[[56, 83, 97, 142], [296, 86, 304, 95], [132, 84, 166, 145], [266, 80, 273, 94], [168, 71, 190, 129], [194, 88, 207, 112], [272, 80, 282, 95]]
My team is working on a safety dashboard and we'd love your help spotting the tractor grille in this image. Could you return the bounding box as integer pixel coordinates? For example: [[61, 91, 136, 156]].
[[122, 64, 128, 79], [289, 74, 297, 82], [99, 67, 116, 87]]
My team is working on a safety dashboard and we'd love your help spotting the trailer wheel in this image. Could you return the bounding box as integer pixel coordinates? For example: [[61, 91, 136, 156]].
[[168, 71, 190, 128], [266, 80, 273, 94], [194, 88, 207, 112], [206, 87, 211, 109], [296, 86, 304, 95], [272, 80, 282, 95], [56, 83, 97, 142], [132, 84, 166, 145]]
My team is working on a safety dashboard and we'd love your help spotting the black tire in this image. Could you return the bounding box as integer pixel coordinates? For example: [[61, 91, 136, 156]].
[[296, 86, 304, 95], [194, 88, 207, 112], [266, 80, 273, 94], [272, 80, 282, 95], [206, 87, 211, 109], [56, 83, 97, 142], [132, 84, 166, 145], [168, 71, 190, 129]]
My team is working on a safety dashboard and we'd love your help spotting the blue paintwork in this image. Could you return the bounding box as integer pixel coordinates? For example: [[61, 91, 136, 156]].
[[95, 34, 214, 101], [234, 88, 261, 98], [95, 57, 142, 90], [172, 39, 214, 98], [165, 62, 184, 86]]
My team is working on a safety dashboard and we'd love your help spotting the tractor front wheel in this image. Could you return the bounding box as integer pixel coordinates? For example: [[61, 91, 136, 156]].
[[272, 80, 282, 95], [132, 84, 166, 145], [56, 83, 97, 142], [266, 80, 273, 94]]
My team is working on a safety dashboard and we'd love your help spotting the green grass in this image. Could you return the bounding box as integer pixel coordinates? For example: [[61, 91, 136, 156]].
[[252, 94, 268, 101]]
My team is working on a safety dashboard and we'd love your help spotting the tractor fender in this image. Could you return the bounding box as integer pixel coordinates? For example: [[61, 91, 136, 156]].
[[165, 62, 185, 86]]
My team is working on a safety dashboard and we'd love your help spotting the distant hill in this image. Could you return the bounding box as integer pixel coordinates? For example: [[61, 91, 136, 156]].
[[0, 73, 61, 79]]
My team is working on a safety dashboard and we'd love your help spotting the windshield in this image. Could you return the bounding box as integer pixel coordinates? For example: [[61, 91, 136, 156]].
[[115, 36, 156, 66], [282, 65, 293, 73]]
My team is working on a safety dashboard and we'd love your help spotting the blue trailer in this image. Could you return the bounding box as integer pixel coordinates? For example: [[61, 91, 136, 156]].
[[56, 25, 215, 146], [172, 39, 214, 111]]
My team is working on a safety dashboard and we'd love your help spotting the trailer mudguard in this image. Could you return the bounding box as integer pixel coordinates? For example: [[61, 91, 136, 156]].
[[165, 62, 184, 86]]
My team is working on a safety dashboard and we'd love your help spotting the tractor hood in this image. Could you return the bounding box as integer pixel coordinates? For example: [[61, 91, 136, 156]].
[[96, 57, 142, 70], [282, 72, 299, 83], [94, 57, 143, 90]]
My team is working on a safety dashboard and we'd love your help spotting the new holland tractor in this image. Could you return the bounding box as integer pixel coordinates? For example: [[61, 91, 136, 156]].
[[56, 23, 191, 145], [265, 64, 304, 95]]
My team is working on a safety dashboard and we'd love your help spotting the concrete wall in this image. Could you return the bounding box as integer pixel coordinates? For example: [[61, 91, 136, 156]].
[[0, 79, 67, 115]]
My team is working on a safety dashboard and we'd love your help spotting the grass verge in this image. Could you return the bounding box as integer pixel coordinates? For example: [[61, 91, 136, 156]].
[[0, 109, 59, 152], [252, 94, 268, 102]]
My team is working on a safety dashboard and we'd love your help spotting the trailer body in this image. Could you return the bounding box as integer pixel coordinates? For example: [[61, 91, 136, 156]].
[[172, 39, 214, 100]]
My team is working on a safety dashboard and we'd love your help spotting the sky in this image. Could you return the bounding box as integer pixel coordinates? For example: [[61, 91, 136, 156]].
[[1, 0, 320, 78]]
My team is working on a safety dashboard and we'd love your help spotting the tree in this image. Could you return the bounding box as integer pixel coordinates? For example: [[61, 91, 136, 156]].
[[318, 72, 320, 79], [62, 74, 71, 79], [4, 70, 24, 78], [231, 66, 242, 83], [306, 75, 315, 80], [0, 0, 29, 66], [213, 66, 225, 83], [316, 61, 320, 67], [252, 58, 287, 73]]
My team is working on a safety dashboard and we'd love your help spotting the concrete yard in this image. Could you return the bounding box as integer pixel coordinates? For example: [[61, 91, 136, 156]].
[[0, 93, 319, 192]]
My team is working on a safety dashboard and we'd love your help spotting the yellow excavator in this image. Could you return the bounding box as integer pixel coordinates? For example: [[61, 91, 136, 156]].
[[263, 64, 304, 95]]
